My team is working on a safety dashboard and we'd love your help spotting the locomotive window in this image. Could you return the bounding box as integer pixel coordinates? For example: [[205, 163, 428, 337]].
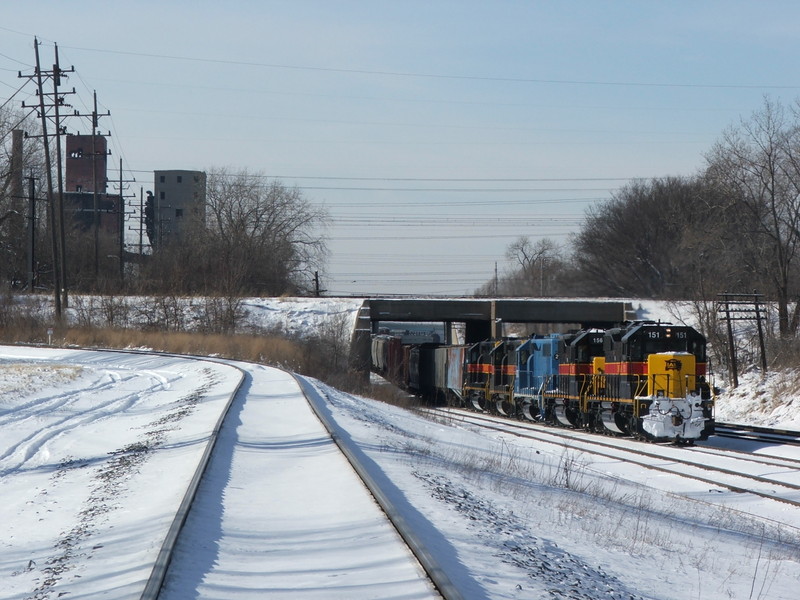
[[576, 346, 587, 362], [542, 344, 551, 357], [690, 340, 707, 361]]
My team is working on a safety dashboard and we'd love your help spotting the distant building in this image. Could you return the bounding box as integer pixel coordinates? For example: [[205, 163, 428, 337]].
[[66, 134, 108, 193], [149, 170, 206, 247], [64, 134, 120, 233]]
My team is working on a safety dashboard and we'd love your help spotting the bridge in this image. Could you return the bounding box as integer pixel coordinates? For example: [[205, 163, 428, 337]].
[[348, 297, 635, 375]]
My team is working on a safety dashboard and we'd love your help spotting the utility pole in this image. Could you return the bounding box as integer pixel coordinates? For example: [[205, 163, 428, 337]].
[[717, 291, 768, 387], [8, 130, 27, 288], [52, 43, 74, 309], [313, 271, 327, 297], [19, 39, 75, 318], [137, 187, 144, 255], [27, 175, 36, 291], [70, 91, 110, 283], [112, 158, 135, 286], [19, 38, 71, 320]]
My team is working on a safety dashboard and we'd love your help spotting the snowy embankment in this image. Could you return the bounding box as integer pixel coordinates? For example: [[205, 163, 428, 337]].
[[0, 347, 243, 598]]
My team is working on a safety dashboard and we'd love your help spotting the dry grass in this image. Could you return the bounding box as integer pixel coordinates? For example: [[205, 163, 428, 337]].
[[2, 325, 311, 373], [0, 297, 411, 407], [78, 328, 309, 370], [0, 319, 420, 410]]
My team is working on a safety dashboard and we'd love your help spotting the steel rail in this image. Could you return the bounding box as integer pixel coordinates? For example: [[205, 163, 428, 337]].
[[103, 351, 248, 600], [294, 374, 458, 600], [715, 422, 800, 446], [433, 407, 800, 509]]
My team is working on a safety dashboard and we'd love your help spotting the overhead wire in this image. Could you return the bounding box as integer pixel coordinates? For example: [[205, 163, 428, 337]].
[[56, 46, 138, 190], [4, 31, 663, 295], [58, 43, 800, 90], [0, 79, 32, 111]]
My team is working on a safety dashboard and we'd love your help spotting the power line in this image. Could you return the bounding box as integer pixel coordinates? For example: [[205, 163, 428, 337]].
[[0, 79, 32, 110], [299, 186, 614, 193], [123, 169, 623, 195], [330, 232, 567, 241], [331, 217, 579, 226], [58, 43, 800, 91], [260, 176, 632, 182], [125, 168, 636, 184]]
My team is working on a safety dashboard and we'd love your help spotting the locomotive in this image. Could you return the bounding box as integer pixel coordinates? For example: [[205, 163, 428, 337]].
[[371, 321, 715, 443]]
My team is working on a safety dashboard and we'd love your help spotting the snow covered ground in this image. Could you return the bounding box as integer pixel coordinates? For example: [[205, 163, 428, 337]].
[[2, 297, 800, 599], [159, 362, 437, 600], [0, 347, 244, 598]]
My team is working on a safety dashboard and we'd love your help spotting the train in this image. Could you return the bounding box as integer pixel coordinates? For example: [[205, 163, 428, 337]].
[[371, 320, 715, 444]]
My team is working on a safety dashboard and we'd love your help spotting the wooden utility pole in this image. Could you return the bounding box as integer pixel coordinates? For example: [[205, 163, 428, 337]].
[[27, 175, 36, 291], [113, 158, 136, 286], [313, 271, 327, 297], [52, 43, 74, 309], [19, 39, 75, 318], [71, 91, 110, 282], [717, 291, 768, 388], [21, 38, 62, 320]]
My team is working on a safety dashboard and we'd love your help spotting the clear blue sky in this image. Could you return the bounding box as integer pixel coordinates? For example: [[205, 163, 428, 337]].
[[2, 1, 799, 295]]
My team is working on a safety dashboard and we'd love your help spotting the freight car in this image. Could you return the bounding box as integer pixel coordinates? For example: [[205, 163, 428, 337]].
[[371, 321, 714, 443]]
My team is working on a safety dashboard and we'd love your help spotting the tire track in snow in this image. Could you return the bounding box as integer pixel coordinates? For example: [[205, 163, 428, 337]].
[[22, 371, 221, 600], [0, 369, 173, 475]]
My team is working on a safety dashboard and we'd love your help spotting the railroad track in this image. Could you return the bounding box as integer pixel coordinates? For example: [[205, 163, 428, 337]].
[[0, 350, 446, 600], [714, 421, 800, 446], [429, 406, 800, 510], [152, 360, 451, 599], [294, 373, 456, 600]]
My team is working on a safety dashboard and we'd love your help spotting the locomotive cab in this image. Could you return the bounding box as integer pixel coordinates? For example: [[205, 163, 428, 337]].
[[464, 341, 494, 411], [490, 340, 520, 416], [515, 334, 560, 421], [544, 329, 604, 429], [609, 321, 713, 443]]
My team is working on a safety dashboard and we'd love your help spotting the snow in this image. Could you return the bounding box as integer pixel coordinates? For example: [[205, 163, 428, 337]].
[[159, 364, 436, 599], [2, 297, 800, 599], [715, 369, 800, 430], [303, 378, 800, 599], [0, 348, 244, 598]]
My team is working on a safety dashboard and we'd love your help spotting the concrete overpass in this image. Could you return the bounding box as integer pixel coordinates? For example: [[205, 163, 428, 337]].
[[349, 297, 634, 374]]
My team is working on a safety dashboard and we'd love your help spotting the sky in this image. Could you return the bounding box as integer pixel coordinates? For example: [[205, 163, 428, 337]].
[[2, 1, 800, 295]]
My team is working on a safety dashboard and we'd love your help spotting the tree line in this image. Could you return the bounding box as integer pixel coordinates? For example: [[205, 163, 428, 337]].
[[4, 95, 800, 341], [0, 107, 328, 299], [485, 97, 800, 338]]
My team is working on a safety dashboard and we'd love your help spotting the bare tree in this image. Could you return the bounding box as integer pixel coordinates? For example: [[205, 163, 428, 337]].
[[504, 237, 563, 296], [204, 168, 329, 295], [476, 237, 571, 297], [141, 168, 329, 297], [705, 97, 800, 335], [0, 107, 47, 289], [569, 176, 737, 299], [573, 178, 684, 297]]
